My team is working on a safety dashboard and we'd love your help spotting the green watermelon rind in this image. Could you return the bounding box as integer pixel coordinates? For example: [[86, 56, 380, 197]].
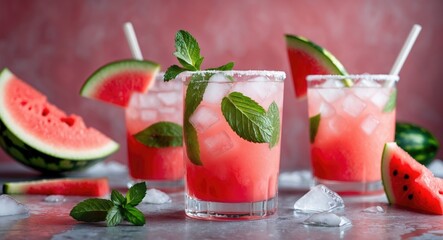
[[0, 68, 119, 173], [285, 34, 348, 77], [395, 122, 440, 166], [381, 142, 396, 204], [80, 59, 160, 99]]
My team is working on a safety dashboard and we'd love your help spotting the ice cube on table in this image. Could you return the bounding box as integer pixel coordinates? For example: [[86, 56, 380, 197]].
[[203, 131, 234, 156], [189, 105, 219, 132], [362, 206, 385, 213], [202, 73, 232, 104], [342, 94, 366, 117], [44, 195, 66, 203], [0, 195, 29, 216], [294, 184, 345, 213], [303, 212, 351, 227], [142, 189, 171, 204]]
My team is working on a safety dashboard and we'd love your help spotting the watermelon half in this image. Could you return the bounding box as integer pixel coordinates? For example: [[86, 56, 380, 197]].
[[3, 178, 110, 197], [285, 34, 347, 99], [0, 68, 119, 173], [80, 59, 160, 107], [382, 142, 443, 214]]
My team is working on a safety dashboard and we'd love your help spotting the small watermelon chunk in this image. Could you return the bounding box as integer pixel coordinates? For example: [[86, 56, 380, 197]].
[[2, 178, 110, 197], [80, 59, 160, 107], [382, 142, 443, 215], [285, 34, 347, 99]]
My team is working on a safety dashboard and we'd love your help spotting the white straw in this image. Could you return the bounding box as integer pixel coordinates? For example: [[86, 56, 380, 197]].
[[123, 22, 143, 60], [389, 24, 422, 75]]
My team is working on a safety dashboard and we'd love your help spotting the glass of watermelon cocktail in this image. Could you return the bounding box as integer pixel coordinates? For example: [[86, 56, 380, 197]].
[[181, 70, 285, 220], [307, 74, 398, 195], [125, 73, 184, 190]]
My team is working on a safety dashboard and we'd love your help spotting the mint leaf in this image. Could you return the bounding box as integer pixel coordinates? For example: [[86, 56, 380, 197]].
[[267, 101, 280, 148], [69, 198, 114, 222], [207, 62, 235, 71], [183, 74, 208, 166], [309, 113, 321, 143], [126, 182, 147, 207], [221, 92, 273, 143], [123, 205, 145, 226], [134, 121, 183, 148], [106, 206, 123, 227], [164, 65, 187, 81], [111, 190, 125, 206], [174, 30, 203, 70], [383, 88, 397, 112]]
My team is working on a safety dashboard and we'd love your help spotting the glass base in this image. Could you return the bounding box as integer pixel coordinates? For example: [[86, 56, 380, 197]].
[[127, 178, 184, 192], [314, 178, 384, 195], [185, 195, 277, 221]]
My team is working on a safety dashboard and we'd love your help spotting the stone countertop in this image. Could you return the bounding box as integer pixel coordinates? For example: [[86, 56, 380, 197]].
[[1, 163, 443, 240]]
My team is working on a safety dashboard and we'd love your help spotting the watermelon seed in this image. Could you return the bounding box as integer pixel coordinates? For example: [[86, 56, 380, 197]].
[[20, 101, 27, 106], [403, 185, 408, 191], [408, 194, 413, 200], [60, 117, 75, 127], [42, 108, 49, 117], [393, 170, 398, 176], [404, 174, 410, 179]]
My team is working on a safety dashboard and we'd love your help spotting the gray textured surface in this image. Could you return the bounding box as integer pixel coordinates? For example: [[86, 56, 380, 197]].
[[1, 164, 443, 240]]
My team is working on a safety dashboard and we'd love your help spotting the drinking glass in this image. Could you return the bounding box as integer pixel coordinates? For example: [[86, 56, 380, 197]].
[[306, 74, 398, 194], [180, 70, 285, 220]]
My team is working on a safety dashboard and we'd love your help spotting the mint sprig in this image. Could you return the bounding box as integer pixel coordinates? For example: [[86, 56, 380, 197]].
[[221, 92, 280, 148], [309, 113, 321, 143], [134, 121, 183, 148], [164, 30, 234, 80], [70, 182, 147, 227]]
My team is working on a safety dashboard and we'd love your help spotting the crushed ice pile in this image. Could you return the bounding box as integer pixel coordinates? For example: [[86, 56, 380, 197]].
[[362, 206, 385, 214], [0, 195, 29, 216], [294, 185, 351, 227], [142, 189, 171, 204], [294, 184, 344, 213], [303, 212, 351, 227], [44, 195, 66, 203]]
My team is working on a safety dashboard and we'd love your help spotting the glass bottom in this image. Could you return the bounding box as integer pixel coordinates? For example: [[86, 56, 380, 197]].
[[185, 195, 277, 221], [314, 178, 384, 195], [127, 178, 184, 192]]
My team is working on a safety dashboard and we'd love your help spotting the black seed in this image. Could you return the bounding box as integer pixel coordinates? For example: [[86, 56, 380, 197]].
[[403, 185, 408, 191], [408, 194, 413, 200], [404, 174, 410, 179], [393, 170, 398, 176]]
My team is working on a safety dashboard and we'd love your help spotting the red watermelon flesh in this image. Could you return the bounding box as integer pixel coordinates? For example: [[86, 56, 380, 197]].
[[382, 142, 443, 214], [285, 34, 347, 99], [2, 178, 110, 197], [0, 69, 118, 159], [80, 59, 160, 107]]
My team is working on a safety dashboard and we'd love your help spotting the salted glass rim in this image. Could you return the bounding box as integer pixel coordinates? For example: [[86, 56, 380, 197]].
[[178, 70, 286, 81], [306, 74, 399, 82]]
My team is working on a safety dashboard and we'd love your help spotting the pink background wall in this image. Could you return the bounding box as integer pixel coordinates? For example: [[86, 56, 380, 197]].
[[1, 0, 442, 172]]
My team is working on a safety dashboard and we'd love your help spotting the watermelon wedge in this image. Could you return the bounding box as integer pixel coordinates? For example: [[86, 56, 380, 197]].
[[382, 142, 443, 215], [0, 68, 119, 173], [285, 34, 347, 99], [2, 178, 110, 197], [80, 59, 160, 107]]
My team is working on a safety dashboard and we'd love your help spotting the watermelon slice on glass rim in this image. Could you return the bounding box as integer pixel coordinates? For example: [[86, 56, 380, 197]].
[[285, 34, 347, 99], [382, 142, 443, 215], [80, 59, 160, 107]]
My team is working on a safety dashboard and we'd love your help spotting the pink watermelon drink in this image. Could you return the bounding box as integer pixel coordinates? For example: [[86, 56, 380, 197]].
[[181, 70, 285, 220], [125, 74, 184, 189], [307, 74, 398, 194]]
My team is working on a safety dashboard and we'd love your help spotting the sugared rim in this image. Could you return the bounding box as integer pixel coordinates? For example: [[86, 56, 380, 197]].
[[306, 74, 399, 82], [179, 70, 286, 80]]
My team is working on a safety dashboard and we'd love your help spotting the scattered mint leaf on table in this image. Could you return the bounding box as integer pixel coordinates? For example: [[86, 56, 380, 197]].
[[69, 182, 147, 227]]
